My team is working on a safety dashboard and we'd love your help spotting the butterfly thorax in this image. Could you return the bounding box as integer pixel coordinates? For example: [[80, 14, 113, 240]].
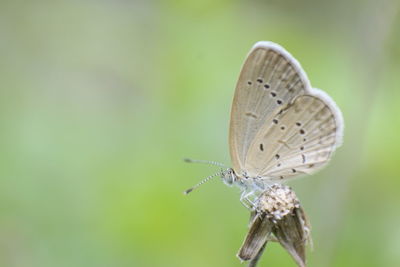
[[221, 168, 270, 193]]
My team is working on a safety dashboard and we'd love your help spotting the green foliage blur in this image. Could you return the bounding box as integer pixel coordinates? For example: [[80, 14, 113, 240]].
[[1, 0, 399, 266]]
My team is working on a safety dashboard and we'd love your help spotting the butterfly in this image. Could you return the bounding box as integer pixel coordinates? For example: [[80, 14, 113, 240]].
[[185, 41, 343, 209]]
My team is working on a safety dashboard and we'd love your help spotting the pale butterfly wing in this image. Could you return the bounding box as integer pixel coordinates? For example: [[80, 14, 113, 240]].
[[229, 41, 343, 181], [247, 92, 343, 180], [229, 42, 310, 176]]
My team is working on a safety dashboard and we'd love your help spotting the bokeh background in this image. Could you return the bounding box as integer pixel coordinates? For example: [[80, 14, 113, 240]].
[[1, 0, 399, 266]]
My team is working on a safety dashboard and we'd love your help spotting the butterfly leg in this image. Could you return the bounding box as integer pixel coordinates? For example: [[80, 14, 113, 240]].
[[240, 190, 257, 210], [240, 197, 254, 210]]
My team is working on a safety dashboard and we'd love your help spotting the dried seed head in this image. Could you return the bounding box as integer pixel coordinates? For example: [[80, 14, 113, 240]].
[[258, 184, 300, 222], [237, 184, 311, 267]]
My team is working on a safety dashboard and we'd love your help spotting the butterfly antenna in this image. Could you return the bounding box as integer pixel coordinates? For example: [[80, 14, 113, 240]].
[[183, 171, 221, 195], [183, 158, 227, 168]]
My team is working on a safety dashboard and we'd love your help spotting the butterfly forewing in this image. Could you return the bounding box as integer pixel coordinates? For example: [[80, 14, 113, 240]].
[[229, 42, 310, 176]]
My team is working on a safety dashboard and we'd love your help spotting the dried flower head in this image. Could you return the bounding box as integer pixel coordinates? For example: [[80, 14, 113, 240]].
[[237, 184, 311, 267]]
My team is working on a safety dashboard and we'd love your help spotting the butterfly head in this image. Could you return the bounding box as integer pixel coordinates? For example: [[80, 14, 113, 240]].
[[221, 168, 238, 187]]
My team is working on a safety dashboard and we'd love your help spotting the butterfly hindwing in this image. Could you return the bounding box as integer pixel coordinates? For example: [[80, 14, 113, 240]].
[[246, 93, 341, 181]]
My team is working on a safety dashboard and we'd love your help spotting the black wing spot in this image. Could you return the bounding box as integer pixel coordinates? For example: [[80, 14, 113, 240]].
[[280, 176, 284, 179], [280, 126, 285, 130], [270, 92, 277, 97], [275, 154, 280, 160], [277, 163, 281, 167], [259, 143, 264, 151], [292, 168, 297, 173], [264, 84, 270, 89], [257, 78, 263, 83], [273, 119, 278, 124], [303, 138, 307, 142], [300, 146, 304, 151], [296, 122, 301, 126], [277, 99, 283, 105], [245, 112, 258, 119], [247, 81, 252, 85], [300, 129, 305, 135]]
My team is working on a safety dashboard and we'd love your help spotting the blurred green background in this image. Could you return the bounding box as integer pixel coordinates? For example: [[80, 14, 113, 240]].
[[1, 0, 399, 266]]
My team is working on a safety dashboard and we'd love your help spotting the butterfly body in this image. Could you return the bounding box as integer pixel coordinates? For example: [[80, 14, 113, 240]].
[[221, 168, 262, 189], [221, 168, 276, 209]]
